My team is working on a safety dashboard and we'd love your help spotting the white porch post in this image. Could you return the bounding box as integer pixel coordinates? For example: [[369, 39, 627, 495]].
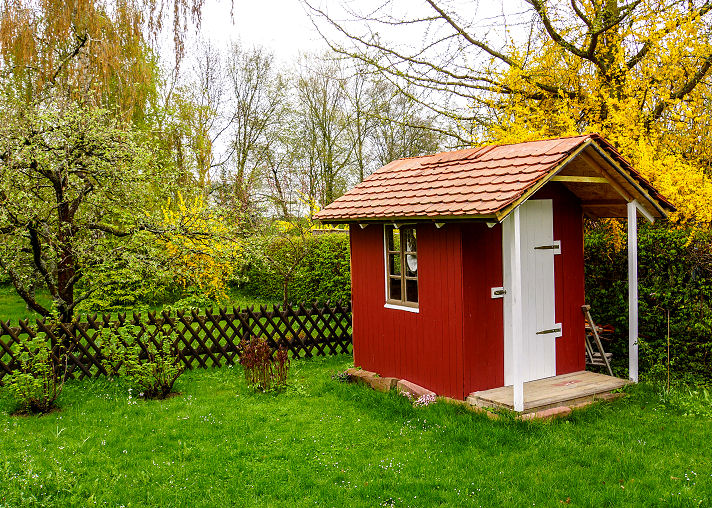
[[627, 200, 639, 382], [511, 207, 525, 411]]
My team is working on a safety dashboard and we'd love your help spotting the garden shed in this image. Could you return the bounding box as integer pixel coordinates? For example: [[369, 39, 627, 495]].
[[315, 134, 675, 411]]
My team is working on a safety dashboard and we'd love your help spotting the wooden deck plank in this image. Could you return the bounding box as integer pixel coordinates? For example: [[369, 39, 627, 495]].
[[467, 371, 629, 412]]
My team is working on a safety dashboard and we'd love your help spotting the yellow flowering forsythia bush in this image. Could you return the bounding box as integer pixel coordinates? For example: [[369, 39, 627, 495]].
[[161, 193, 240, 301], [476, 2, 712, 226], [483, 94, 712, 226]]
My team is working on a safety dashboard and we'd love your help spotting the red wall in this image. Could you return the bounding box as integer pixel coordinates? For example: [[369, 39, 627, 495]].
[[350, 223, 465, 398], [461, 223, 505, 394], [532, 183, 586, 374]]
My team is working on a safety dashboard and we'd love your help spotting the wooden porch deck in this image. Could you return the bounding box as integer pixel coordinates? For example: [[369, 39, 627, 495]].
[[466, 371, 630, 413]]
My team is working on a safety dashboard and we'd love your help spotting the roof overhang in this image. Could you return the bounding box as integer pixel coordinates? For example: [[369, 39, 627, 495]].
[[495, 139, 670, 224]]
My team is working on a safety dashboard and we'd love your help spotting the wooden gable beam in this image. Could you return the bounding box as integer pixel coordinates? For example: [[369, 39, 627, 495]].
[[588, 142, 666, 218], [550, 175, 609, 184], [578, 151, 657, 222]]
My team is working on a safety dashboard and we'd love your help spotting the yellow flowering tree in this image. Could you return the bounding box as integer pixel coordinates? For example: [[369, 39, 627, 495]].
[[475, 1, 712, 225], [161, 193, 240, 302]]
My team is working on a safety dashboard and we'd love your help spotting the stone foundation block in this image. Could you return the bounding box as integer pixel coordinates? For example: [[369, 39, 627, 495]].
[[397, 379, 436, 399], [521, 406, 572, 421], [368, 376, 399, 393]]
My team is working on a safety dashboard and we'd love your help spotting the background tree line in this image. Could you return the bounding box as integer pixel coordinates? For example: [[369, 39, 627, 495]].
[[169, 43, 442, 222]]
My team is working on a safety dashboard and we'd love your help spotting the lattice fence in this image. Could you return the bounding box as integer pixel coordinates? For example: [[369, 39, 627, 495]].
[[0, 302, 352, 385]]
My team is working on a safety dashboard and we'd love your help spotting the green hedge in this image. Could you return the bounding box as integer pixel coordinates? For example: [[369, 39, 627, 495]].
[[585, 223, 712, 384], [239, 233, 351, 305]]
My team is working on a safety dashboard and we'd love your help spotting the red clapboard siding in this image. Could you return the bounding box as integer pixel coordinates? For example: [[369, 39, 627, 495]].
[[533, 183, 586, 374], [461, 222, 505, 394], [349, 223, 465, 399]]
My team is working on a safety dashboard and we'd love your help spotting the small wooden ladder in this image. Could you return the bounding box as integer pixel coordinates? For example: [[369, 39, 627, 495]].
[[582, 305, 613, 376]]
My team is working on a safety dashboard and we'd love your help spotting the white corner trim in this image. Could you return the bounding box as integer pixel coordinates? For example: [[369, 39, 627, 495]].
[[384, 303, 420, 313]]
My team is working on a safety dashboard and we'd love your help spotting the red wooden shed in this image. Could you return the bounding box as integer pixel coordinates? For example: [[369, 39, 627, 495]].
[[315, 134, 674, 411]]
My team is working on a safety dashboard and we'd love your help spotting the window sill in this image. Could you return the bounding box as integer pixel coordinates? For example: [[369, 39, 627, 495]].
[[384, 303, 419, 313]]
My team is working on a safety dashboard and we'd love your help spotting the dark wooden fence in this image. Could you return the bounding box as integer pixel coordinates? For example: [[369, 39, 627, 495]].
[[0, 302, 352, 385]]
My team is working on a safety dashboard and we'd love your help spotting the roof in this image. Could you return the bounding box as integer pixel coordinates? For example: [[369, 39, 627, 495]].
[[315, 134, 675, 223]]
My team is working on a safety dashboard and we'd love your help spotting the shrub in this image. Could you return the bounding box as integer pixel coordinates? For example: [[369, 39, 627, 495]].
[[162, 291, 223, 312], [5, 333, 67, 414], [101, 326, 185, 399], [585, 222, 712, 383], [239, 233, 350, 305], [238, 337, 290, 391], [77, 261, 178, 313]]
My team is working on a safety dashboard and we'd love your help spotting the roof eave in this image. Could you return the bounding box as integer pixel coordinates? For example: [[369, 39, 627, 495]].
[[315, 213, 499, 225]]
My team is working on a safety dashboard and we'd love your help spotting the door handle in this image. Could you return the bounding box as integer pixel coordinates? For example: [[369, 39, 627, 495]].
[[536, 327, 562, 335]]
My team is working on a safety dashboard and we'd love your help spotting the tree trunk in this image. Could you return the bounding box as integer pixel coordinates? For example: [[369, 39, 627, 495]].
[[56, 197, 75, 323]]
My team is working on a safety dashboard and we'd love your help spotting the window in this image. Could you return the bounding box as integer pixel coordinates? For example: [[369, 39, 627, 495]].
[[385, 225, 418, 307]]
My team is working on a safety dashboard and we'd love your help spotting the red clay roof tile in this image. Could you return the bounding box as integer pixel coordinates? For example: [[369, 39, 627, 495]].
[[315, 134, 675, 222]]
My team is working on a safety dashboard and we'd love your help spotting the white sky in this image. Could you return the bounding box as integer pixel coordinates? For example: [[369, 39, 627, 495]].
[[186, 0, 529, 64], [195, 0, 326, 62]]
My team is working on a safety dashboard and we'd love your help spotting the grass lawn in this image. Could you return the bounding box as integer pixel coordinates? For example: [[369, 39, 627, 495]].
[[1, 355, 710, 507], [0, 285, 277, 323]]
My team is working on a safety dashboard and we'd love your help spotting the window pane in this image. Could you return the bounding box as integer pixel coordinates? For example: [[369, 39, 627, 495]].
[[389, 277, 402, 301], [403, 227, 416, 252], [387, 226, 400, 251], [405, 279, 418, 303], [405, 254, 417, 276], [388, 254, 401, 276]]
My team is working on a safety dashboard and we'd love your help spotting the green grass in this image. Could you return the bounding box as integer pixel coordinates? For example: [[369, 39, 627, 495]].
[[0, 286, 53, 323], [0, 286, 277, 323], [1, 355, 710, 507]]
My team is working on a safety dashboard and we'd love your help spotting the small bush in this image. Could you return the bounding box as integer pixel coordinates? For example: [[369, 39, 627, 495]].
[[239, 233, 351, 304], [101, 326, 185, 399], [239, 337, 290, 391], [5, 334, 67, 414], [162, 291, 222, 312], [77, 261, 178, 313]]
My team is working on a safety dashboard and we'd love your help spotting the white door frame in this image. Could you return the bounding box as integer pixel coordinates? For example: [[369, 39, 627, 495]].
[[502, 200, 560, 411]]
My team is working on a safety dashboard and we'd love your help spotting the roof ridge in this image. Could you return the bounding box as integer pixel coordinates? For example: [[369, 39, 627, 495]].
[[394, 134, 593, 163], [396, 145, 483, 161]]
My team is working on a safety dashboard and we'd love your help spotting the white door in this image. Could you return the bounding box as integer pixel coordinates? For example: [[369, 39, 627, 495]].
[[503, 199, 560, 384]]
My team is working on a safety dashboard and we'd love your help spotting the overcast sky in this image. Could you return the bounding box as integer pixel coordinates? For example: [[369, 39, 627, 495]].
[[184, 0, 528, 64], [193, 0, 328, 62]]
